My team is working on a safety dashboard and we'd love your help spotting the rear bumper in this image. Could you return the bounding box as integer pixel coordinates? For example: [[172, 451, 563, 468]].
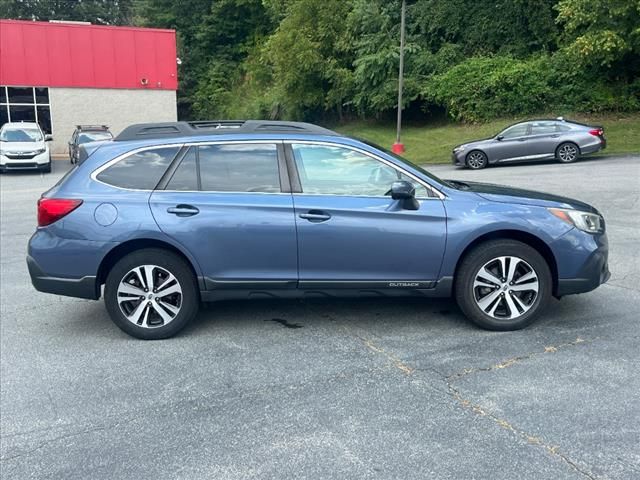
[[27, 255, 99, 299], [580, 137, 606, 155]]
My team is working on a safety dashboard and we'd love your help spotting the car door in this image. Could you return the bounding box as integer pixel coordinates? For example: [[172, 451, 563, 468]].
[[527, 121, 561, 159], [489, 123, 531, 161], [149, 142, 298, 289], [287, 142, 447, 288]]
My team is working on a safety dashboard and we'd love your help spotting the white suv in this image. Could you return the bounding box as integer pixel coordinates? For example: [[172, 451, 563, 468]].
[[0, 122, 52, 173]]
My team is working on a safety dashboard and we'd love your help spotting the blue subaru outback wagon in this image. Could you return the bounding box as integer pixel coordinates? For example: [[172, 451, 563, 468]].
[[27, 121, 609, 339]]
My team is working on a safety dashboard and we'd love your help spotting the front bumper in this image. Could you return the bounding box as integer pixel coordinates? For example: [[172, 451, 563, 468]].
[[451, 151, 465, 166], [27, 255, 99, 299], [553, 229, 610, 297], [0, 150, 50, 171]]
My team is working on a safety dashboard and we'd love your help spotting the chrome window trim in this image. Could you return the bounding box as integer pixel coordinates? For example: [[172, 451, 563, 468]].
[[91, 141, 283, 193], [91, 139, 446, 200], [285, 140, 445, 200]]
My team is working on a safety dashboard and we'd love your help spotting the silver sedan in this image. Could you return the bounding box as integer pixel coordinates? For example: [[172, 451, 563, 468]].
[[452, 118, 606, 169]]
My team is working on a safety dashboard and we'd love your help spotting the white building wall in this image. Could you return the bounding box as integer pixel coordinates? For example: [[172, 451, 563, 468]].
[[48, 88, 177, 154]]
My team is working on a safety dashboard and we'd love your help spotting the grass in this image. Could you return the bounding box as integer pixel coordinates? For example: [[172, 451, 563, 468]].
[[334, 113, 640, 164]]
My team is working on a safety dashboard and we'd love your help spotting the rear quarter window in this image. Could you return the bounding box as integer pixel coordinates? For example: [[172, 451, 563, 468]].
[[96, 146, 180, 190]]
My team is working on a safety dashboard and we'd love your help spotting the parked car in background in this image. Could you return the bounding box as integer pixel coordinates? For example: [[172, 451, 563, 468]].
[[0, 122, 52, 173], [69, 125, 113, 164], [452, 118, 606, 169], [28, 120, 609, 339]]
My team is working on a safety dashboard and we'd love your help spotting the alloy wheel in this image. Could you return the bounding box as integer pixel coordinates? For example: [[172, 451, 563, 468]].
[[473, 256, 539, 320], [467, 151, 487, 169], [117, 265, 183, 328]]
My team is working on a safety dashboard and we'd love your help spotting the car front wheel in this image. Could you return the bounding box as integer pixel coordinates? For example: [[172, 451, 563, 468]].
[[104, 249, 199, 339], [466, 150, 488, 169], [455, 240, 552, 330]]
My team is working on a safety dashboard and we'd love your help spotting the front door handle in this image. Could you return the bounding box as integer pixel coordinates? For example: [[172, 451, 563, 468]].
[[299, 210, 331, 222], [167, 204, 200, 217]]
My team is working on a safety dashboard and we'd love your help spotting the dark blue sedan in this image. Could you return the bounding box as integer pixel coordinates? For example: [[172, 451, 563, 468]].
[[27, 120, 609, 339]]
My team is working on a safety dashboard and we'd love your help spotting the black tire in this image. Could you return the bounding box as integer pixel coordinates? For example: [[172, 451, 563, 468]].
[[41, 161, 52, 173], [454, 239, 552, 331], [466, 150, 488, 170], [104, 248, 199, 339], [556, 142, 579, 163]]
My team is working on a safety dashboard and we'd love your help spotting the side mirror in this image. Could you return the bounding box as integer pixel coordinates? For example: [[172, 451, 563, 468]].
[[389, 180, 419, 210], [45, 135, 53, 142], [496, 135, 504, 141]]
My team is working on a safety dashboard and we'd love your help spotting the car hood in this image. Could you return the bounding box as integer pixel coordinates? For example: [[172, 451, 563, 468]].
[[0, 141, 45, 153], [447, 180, 598, 212], [454, 137, 494, 150]]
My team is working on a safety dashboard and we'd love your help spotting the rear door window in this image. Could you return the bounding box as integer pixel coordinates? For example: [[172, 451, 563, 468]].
[[530, 122, 557, 135], [96, 146, 180, 190], [198, 143, 280, 193]]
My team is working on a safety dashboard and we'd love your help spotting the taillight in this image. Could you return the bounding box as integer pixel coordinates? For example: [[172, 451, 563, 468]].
[[37, 198, 83, 226], [588, 128, 604, 136]]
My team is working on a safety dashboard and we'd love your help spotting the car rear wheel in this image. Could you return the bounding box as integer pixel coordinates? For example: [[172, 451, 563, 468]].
[[104, 248, 199, 339], [454, 240, 552, 330], [556, 142, 579, 163], [466, 150, 488, 169]]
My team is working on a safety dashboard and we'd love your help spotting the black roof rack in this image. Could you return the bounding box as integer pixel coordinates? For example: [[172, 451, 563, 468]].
[[114, 120, 339, 142]]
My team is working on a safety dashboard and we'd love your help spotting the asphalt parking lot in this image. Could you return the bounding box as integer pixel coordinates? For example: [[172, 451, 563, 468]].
[[1, 155, 639, 479]]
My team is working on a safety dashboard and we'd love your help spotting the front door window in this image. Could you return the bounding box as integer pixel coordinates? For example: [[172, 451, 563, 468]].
[[291, 144, 428, 198]]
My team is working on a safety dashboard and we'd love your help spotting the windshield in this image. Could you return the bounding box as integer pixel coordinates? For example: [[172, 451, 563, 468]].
[[359, 138, 444, 185], [78, 131, 112, 144], [0, 128, 43, 143]]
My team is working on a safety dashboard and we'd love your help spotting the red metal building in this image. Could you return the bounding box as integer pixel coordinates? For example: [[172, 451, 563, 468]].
[[0, 19, 178, 153]]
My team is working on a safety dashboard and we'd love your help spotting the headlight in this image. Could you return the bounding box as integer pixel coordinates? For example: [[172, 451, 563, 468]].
[[548, 208, 604, 234], [453, 145, 466, 153], [35, 148, 46, 154]]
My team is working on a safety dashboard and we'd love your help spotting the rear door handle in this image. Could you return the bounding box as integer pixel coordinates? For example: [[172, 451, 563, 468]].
[[299, 210, 331, 222], [167, 204, 200, 217]]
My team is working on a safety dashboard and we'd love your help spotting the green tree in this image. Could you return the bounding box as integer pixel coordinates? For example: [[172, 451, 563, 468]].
[[244, 0, 355, 120], [134, 0, 270, 119], [1, 0, 134, 25], [556, 0, 640, 74], [411, 0, 559, 57]]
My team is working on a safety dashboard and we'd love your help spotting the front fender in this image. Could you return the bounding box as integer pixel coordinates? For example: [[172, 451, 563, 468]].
[[440, 198, 572, 278]]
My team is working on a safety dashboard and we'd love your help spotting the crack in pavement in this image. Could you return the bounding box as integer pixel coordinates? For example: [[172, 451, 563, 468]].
[[343, 328, 601, 480], [359, 336, 415, 375], [447, 337, 589, 381], [1, 425, 108, 462], [442, 337, 601, 480], [443, 380, 600, 480]]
